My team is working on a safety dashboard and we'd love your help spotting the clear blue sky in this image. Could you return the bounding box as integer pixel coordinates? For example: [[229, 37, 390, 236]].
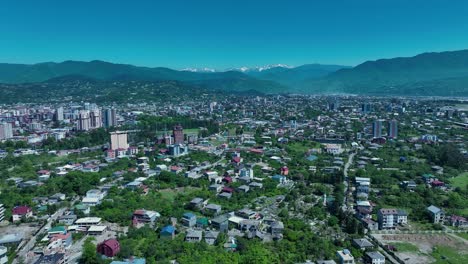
[[1, 0, 468, 69]]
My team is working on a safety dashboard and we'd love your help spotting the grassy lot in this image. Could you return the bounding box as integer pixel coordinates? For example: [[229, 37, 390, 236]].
[[158, 187, 200, 202], [184, 128, 200, 135], [450, 172, 468, 189], [389, 242, 420, 252], [455, 232, 468, 241], [432, 245, 468, 263]]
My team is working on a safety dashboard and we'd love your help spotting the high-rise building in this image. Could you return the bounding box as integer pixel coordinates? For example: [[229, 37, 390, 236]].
[[361, 103, 373, 113], [110, 131, 129, 150], [90, 109, 102, 129], [388, 120, 398, 139], [77, 109, 102, 131], [0, 203, 5, 222], [372, 120, 382, 138], [77, 110, 91, 131], [103, 108, 117, 128], [55, 107, 64, 121], [0, 123, 13, 140], [328, 98, 340, 111], [173, 125, 184, 144]]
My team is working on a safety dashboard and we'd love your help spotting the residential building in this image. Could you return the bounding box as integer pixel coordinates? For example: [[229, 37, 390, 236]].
[[387, 120, 398, 139], [0, 233, 23, 246], [336, 249, 355, 264], [103, 108, 117, 128], [110, 258, 146, 264], [185, 229, 203, 242], [205, 204, 222, 215], [12, 206, 32, 222], [361, 103, 373, 113], [110, 131, 129, 150], [132, 209, 160, 225], [364, 251, 385, 264], [0, 204, 4, 222], [204, 230, 219, 245], [352, 238, 374, 250], [160, 225, 176, 239], [377, 209, 408, 229], [182, 212, 197, 227], [189, 198, 204, 209], [58, 214, 77, 226], [0, 122, 13, 140], [55, 107, 64, 121], [0, 246, 7, 264], [33, 253, 66, 264], [74, 217, 102, 227], [211, 215, 229, 232], [427, 205, 445, 224], [448, 215, 468, 228], [173, 124, 184, 144], [97, 239, 120, 257], [372, 120, 383, 138]]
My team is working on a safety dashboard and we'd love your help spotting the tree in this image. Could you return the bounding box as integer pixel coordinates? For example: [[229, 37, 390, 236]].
[[80, 238, 99, 264]]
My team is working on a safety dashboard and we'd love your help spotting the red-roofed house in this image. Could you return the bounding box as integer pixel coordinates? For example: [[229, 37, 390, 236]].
[[250, 148, 263, 154], [12, 205, 32, 222], [223, 177, 233, 184], [232, 156, 242, 164], [97, 239, 120, 257], [280, 166, 289, 176], [222, 187, 234, 193], [431, 180, 444, 187], [449, 215, 468, 228]]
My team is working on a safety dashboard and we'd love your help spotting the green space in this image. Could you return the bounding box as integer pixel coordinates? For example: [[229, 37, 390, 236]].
[[455, 232, 468, 241], [389, 242, 420, 252], [450, 172, 468, 189], [432, 245, 468, 264]]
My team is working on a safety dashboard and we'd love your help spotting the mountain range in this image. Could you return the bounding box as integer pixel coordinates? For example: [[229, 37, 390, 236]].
[[1, 49, 468, 96]]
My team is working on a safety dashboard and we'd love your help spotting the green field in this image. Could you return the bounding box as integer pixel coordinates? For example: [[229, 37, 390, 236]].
[[389, 242, 420, 252], [455, 232, 468, 241], [432, 245, 468, 263], [450, 172, 468, 189]]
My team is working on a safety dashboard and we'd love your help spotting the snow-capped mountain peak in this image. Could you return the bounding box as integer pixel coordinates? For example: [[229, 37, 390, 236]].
[[228, 64, 293, 72], [181, 67, 216, 73]]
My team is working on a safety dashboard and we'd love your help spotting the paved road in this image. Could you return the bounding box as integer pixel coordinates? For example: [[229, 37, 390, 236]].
[[342, 152, 356, 209], [14, 207, 67, 263], [14, 197, 79, 264]]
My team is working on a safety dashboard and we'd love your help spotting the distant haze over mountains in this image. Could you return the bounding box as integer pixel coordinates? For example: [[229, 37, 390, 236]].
[[1, 49, 468, 96]]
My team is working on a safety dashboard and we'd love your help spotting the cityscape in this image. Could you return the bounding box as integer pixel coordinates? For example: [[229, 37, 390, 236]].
[[0, 1, 468, 264]]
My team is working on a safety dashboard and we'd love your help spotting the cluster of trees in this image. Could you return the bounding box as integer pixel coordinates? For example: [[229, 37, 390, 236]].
[[423, 144, 467, 170], [136, 115, 219, 142], [113, 219, 340, 264], [42, 128, 109, 150]]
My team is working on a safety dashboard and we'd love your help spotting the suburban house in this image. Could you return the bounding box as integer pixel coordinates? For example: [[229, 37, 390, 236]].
[[181, 212, 197, 227], [448, 215, 468, 228], [185, 229, 203, 242], [352, 238, 374, 250], [97, 239, 120, 257], [211, 215, 229, 232], [189, 198, 204, 209], [58, 214, 77, 226], [336, 249, 355, 264], [204, 230, 219, 245], [132, 209, 160, 226], [160, 225, 176, 239], [364, 251, 385, 264], [427, 205, 445, 224], [12, 206, 33, 222], [205, 204, 222, 215]]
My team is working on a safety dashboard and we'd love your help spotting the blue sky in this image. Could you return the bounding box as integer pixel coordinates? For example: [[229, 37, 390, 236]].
[[1, 0, 468, 69]]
